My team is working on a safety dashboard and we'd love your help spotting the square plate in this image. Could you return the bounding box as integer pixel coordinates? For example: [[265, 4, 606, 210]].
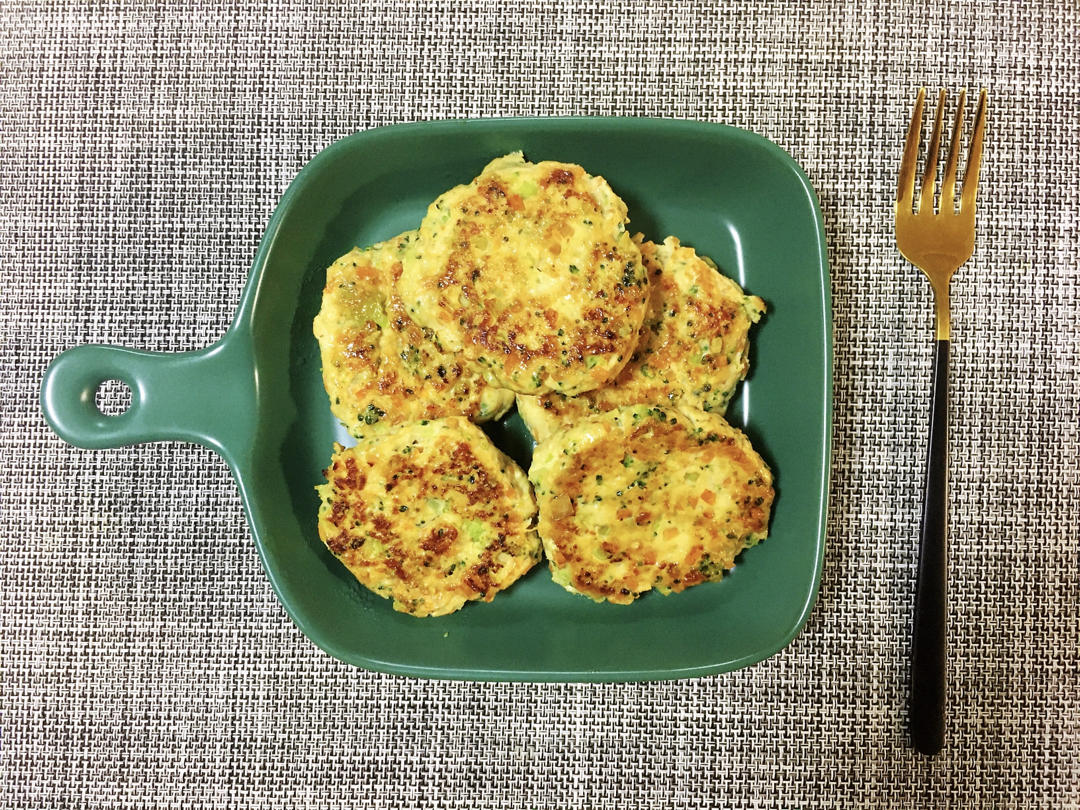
[[249, 118, 830, 681]]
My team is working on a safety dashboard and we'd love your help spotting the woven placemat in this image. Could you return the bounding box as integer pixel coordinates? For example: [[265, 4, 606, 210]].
[[3, 1, 1078, 807]]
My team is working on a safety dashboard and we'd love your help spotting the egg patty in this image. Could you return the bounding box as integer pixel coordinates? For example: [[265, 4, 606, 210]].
[[397, 152, 649, 396], [518, 236, 766, 442], [529, 404, 773, 604], [316, 418, 541, 617], [313, 232, 514, 439]]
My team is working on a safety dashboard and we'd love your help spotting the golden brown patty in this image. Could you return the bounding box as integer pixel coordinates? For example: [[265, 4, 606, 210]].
[[396, 152, 649, 396], [316, 418, 541, 617], [518, 235, 766, 443], [529, 404, 773, 604], [312, 232, 514, 439]]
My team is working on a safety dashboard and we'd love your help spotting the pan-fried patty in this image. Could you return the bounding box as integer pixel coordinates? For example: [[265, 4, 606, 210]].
[[316, 418, 541, 617], [529, 404, 773, 604], [518, 236, 766, 442], [396, 152, 649, 396], [313, 232, 514, 439]]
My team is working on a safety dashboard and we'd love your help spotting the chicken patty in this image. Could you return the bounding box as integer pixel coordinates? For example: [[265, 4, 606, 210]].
[[529, 404, 773, 604], [396, 152, 649, 396], [518, 236, 765, 442], [316, 418, 541, 616], [313, 232, 513, 439]]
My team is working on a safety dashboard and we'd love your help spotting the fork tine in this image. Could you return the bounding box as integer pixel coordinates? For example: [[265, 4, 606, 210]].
[[897, 87, 926, 210], [918, 90, 947, 213], [961, 88, 988, 213], [940, 89, 966, 214]]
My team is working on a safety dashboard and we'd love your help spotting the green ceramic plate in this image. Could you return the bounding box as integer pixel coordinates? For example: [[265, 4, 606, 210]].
[[41, 118, 830, 681]]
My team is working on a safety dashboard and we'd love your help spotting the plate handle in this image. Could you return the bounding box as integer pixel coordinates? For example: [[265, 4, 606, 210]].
[[40, 332, 255, 467]]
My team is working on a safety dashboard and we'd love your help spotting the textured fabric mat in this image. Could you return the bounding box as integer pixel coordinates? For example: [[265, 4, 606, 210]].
[[3, 1, 1078, 807]]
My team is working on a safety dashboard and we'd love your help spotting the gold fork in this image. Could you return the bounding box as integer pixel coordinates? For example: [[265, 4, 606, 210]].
[[895, 87, 987, 756]]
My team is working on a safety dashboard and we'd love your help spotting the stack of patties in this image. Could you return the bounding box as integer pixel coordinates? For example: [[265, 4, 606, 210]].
[[313, 152, 649, 615], [313, 151, 773, 614], [525, 235, 773, 604]]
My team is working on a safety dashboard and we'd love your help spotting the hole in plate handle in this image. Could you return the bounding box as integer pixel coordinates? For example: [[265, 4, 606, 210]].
[[95, 378, 133, 416]]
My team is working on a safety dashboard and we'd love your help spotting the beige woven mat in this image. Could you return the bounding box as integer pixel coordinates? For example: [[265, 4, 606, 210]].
[[3, 1, 1077, 807]]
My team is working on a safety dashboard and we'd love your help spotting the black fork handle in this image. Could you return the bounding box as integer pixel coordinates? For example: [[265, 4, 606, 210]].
[[910, 338, 949, 755]]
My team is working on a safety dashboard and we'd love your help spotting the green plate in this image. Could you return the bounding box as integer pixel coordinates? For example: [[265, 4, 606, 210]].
[[41, 118, 831, 681]]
